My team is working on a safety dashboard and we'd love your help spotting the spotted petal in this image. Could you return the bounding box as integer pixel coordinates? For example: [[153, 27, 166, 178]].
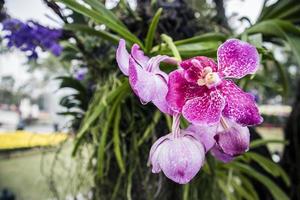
[[182, 89, 225, 125], [217, 39, 259, 79], [219, 80, 263, 126], [166, 70, 206, 112], [116, 39, 129, 75], [180, 56, 218, 83]]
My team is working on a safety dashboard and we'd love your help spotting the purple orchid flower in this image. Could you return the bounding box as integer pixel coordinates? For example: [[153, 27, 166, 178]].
[[148, 115, 205, 184], [211, 118, 250, 163], [166, 39, 263, 126], [116, 39, 178, 114], [188, 117, 250, 163]]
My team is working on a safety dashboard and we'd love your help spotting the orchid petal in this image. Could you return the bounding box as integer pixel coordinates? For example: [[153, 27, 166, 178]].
[[158, 135, 205, 184], [148, 134, 171, 173], [116, 39, 130, 75], [214, 126, 250, 156], [210, 146, 234, 163], [219, 80, 263, 126], [131, 44, 149, 68], [152, 75, 174, 115], [182, 88, 225, 125], [187, 124, 218, 152], [180, 56, 218, 83], [180, 56, 218, 71], [217, 39, 259, 79], [129, 57, 156, 103], [166, 70, 205, 112]]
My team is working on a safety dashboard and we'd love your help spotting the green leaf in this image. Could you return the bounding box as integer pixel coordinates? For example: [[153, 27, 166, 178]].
[[174, 32, 226, 46], [239, 175, 259, 200], [156, 41, 220, 58], [246, 19, 300, 65], [98, 90, 127, 178], [72, 80, 129, 156], [113, 106, 126, 174], [244, 152, 290, 186], [258, 0, 300, 23], [145, 8, 163, 53], [217, 179, 237, 200], [57, 0, 142, 46], [227, 162, 289, 200], [250, 139, 288, 149], [64, 24, 121, 44], [84, 0, 126, 28], [137, 110, 161, 146], [231, 178, 255, 200]]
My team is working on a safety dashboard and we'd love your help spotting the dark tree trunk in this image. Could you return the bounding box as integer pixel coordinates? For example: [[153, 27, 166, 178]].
[[281, 79, 300, 200]]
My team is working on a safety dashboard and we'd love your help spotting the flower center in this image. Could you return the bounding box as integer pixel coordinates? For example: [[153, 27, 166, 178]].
[[197, 67, 221, 88]]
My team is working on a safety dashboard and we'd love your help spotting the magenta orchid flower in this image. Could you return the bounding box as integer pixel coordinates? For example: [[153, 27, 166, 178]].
[[188, 117, 250, 163], [166, 39, 263, 126], [148, 115, 205, 184], [116, 39, 177, 114]]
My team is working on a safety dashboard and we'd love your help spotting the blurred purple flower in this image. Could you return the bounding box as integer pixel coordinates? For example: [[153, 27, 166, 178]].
[[75, 68, 88, 81], [1, 18, 62, 59]]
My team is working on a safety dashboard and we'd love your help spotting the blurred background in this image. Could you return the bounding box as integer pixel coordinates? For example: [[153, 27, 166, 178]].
[[0, 0, 299, 199]]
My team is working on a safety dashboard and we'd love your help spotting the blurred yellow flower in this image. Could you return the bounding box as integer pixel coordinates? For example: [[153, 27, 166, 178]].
[[0, 131, 68, 149]]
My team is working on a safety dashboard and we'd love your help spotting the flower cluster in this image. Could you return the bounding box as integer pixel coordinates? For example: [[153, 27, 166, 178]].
[[116, 38, 263, 184], [2, 18, 62, 59]]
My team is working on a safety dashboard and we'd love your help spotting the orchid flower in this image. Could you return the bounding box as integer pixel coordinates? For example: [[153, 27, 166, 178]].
[[188, 117, 250, 163], [116, 39, 178, 114], [148, 114, 205, 184], [166, 39, 263, 126]]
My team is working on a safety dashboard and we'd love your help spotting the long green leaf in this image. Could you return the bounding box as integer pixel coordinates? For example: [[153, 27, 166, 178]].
[[250, 138, 288, 149], [145, 8, 163, 53], [137, 111, 161, 146], [64, 24, 120, 44], [231, 178, 254, 200], [113, 106, 126, 174], [58, 0, 142, 46], [174, 32, 226, 45], [245, 152, 290, 186], [247, 19, 300, 65], [239, 175, 259, 200], [72, 81, 129, 156], [84, 0, 126, 27], [98, 90, 127, 178], [227, 162, 289, 200]]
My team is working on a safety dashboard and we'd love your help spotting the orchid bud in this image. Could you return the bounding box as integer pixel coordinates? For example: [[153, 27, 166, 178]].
[[148, 130, 205, 184], [211, 119, 250, 163]]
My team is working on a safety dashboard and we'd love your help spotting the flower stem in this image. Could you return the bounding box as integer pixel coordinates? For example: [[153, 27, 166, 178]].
[[220, 116, 229, 130], [172, 113, 181, 138], [161, 34, 182, 61]]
